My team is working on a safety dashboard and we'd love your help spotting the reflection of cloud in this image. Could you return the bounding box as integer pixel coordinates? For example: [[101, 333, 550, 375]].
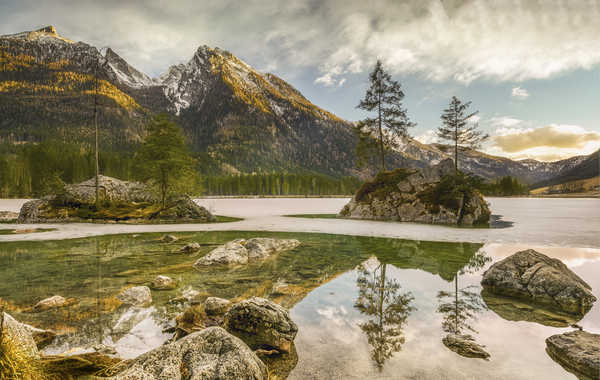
[[483, 244, 600, 267], [487, 124, 600, 161], [316, 306, 351, 327], [511, 86, 529, 99]]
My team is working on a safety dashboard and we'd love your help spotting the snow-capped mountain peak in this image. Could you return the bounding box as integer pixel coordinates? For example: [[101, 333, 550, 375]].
[[1, 26, 74, 44]]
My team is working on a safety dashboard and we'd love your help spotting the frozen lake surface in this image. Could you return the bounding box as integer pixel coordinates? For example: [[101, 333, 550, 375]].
[[1, 197, 598, 248]]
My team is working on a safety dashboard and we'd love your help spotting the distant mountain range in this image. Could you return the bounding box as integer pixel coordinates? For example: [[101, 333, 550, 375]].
[[1, 26, 596, 186]]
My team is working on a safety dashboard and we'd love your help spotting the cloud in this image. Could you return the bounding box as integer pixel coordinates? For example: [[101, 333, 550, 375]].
[[488, 124, 600, 161], [1, 0, 598, 84], [511, 86, 529, 99], [415, 130, 439, 144], [489, 116, 525, 128]]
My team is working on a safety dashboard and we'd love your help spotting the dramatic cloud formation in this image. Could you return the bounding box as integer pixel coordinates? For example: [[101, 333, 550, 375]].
[[1, 0, 598, 84], [489, 124, 600, 161], [511, 86, 529, 99]]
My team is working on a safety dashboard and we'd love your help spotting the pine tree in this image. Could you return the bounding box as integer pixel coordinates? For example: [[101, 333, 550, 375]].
[[134, 114, 197, 208], [356, 60, 415, 172], [437, 96, 489, 172]]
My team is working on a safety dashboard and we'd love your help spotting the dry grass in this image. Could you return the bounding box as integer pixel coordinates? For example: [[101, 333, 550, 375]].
[[0, 312, 48, 380]]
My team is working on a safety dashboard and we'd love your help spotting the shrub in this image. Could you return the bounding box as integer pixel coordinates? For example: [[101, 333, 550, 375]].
[[355, 168, 415, 202]]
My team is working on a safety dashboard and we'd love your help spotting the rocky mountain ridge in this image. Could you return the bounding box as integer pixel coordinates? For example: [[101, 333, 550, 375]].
[[0, 26, 591, 183]]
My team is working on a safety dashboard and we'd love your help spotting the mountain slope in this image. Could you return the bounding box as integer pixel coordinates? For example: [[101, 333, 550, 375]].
[[0, 26, 590, 183], [531, 149, 599, 189]]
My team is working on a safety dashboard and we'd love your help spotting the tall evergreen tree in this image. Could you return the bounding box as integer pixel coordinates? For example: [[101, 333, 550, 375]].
[[134, 114, 197, 208], [356, 60, 415, 172], [437, 96, 489, 172]]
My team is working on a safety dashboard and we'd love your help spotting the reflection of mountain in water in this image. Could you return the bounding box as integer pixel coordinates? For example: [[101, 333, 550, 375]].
[[354, 259, 415, 370]]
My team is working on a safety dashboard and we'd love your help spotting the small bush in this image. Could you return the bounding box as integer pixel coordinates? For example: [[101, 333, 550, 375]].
[[417, 173, 479, 214]]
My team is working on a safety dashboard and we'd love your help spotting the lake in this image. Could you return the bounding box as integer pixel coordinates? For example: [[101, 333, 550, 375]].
[[0, 197, 598, 379]]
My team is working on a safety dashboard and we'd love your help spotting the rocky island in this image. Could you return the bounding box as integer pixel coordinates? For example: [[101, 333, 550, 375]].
[[339, 159, 490, 226], [17, 175, 215, 223]]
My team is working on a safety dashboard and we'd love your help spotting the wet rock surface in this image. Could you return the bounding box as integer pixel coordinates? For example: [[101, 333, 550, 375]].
[[339, 159, 490, 226], [111, 326, 267, 380], [117, 286, 152, 307], [224, 297, 298, 353], [194, 238, 300, 267], [481, 249, 596, 315], [546, 330, 600, 380], [30, 295, 77, 312], [442, 334, 490, 360], [150, 275, 177, 290], [205, 297, 231, 316], [1, 312, 39, 358]]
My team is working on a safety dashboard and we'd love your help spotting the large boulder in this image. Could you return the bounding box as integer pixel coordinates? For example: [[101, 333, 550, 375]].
[[111, 327, 267, 380], [17, 177, 215, 223], [224, 297, 298, 353], [205, 297, 231, 316], [194, 238, 300, 267], [481, 249, 596, 315], [546, 330, 599, 380], [61, 175, 152, 205], [1, 312, 39, 358], [339, 159, 490, 226], [117, 286, 152, 307]]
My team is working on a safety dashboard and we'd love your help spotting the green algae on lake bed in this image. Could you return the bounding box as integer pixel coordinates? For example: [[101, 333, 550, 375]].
[[0, 232, 598, 379]]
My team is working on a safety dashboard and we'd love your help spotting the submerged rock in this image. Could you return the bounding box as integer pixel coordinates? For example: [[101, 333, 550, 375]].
[[180, 242, 201, 254], [117, 286, 152, 307], [150, 275, 177, 290], [481, 249, 596, 315], [339, 159, 490, 226], [546, 330, 600, 380], [160, 234, 178, 243], [205, 297, 231, 316], [30, 295, 77, 312], [1, 312, 39, 358], [194, 238, 300, 267], [0, 210, 18, 222], [442, 334, 490, 360], [224, 297, 298, 353], [111, 327, 267, 380]]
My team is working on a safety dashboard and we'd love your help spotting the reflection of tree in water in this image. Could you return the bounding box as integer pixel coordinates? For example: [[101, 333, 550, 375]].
[[437, 250, 491, 358], [437, 250, 491, 335], [354, 260, 415, 370]]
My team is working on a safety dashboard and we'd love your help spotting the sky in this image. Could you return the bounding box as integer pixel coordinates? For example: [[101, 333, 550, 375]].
[[1, 0, 599, 161]]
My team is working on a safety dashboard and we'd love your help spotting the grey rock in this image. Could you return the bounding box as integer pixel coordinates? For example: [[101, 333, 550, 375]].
[[61, 175, 153, 205], [194, 238, 300, 267], [111, 326, 267, 380], [224, 297, 298, 353], [117, 286, 152, 307], [150, 275, 177, 290], [1, 312, 39, 358], [481, 249, 596, 315], [442, 334, 490, 360], [156, 196, 216, 222], [204, 297, 231, 316], [339, 159, 490, 226], [546, 330, 599, 380], [31, 295, 77, 312], [94, 343, 117, 355], [0, 210, 18, 221]]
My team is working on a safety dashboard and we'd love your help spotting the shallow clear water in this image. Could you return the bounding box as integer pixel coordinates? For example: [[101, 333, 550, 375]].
[[0, 231, 598, 379]]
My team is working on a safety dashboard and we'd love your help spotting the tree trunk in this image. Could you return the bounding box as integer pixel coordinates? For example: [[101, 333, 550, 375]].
[[378, 98, 385, 172], [455, 273, 458, 333]]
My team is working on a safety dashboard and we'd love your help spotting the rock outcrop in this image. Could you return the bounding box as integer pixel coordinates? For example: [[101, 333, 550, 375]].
[[339, 159, 490, 226], [159, 234, 178, 243], [481, 249, 596, 315], [194, 238, 300, 267], [224, 297, 298, 353], [180, 242, 201, 254], [442, 334, 490, 360], [111, 327, 267, 380], [117, 286, 152, 307], [17, 176, 214, 223], [546, 330, 599, 380], [150, 275, 177, 290], [1, 312, 39, 358]]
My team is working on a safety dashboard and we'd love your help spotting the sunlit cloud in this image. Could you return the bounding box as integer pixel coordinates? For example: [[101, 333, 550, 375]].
[[415, 130, 440, 145], [511, 86, 529, 99]]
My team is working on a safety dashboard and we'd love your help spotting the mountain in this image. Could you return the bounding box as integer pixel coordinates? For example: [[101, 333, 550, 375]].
[[531, 149, 599, 189], [0, 26, 590, 183]]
